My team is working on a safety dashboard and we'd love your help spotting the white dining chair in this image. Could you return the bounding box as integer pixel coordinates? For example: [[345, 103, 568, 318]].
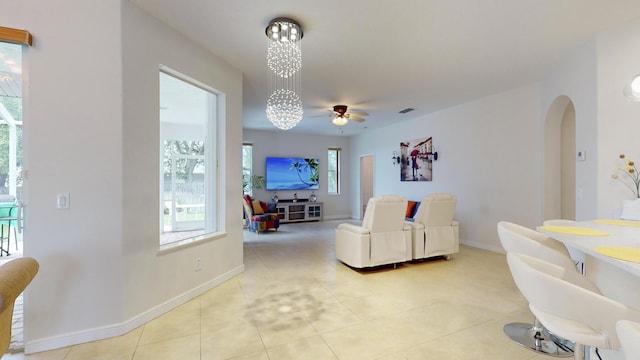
[[497, 221, 598, 357], [542, 219, 584, 274], [616, 320, 640, 360], [507, 252, 640, 360]]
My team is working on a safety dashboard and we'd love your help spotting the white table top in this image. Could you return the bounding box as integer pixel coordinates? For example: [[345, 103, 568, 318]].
[[537, 220, 640, 277]]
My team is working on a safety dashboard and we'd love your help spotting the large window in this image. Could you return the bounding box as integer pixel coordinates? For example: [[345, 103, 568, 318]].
[[328, 148, 341, 195], [159, 66, 218, 247]]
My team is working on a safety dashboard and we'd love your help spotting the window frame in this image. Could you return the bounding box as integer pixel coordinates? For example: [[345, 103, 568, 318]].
[[328, 147, 341, 195], [242, 143, 253, 196], [158, 65, 222, 250]]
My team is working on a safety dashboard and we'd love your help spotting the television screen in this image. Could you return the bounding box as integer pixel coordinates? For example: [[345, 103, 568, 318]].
[[266, 157, 319, 190]]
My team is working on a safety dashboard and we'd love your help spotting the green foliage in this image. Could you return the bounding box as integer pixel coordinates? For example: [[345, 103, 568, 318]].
[[0, 97, 23, 179], [290, 158, 319, 186], [243, 174, 265, 194], [163, 140, 204, 180]]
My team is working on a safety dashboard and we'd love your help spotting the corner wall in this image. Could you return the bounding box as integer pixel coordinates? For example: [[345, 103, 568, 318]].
[[596, 18, 640, 218]]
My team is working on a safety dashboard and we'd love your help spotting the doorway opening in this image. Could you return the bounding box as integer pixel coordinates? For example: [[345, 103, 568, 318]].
[[543, 96, 576, 221]]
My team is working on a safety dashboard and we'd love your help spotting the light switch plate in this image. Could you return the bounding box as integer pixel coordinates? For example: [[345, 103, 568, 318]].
[[577, 150, 586, 161], [57, 193, 70, 209]]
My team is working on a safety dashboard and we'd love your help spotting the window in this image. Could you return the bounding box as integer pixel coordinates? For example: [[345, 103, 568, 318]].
[[242, 143, 253, 196], [159, 66, 218, 247], [0, 41, 23, 201], [328, 148, 341, 194]]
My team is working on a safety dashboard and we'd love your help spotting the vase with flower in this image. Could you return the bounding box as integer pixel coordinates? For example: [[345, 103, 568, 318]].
[[612, 154, 640, 220]]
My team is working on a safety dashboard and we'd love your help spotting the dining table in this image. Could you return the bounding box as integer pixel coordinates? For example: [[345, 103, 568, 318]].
[[538, 219, 640, 310]]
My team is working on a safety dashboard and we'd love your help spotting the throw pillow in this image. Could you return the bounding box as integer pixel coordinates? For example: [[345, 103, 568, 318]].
[[252, 200, 265, 215], [406, 201, 417, 218]]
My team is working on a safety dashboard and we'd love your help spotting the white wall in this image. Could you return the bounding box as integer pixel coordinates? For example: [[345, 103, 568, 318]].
[[1, 0, 244, 352], [350, 84, 543, 252], [348, 16, 640, 251], [243, 129, 351, 219], [121, 1, 244, 327], [596, 18, 640, 218], [541, 40, 598, 221]]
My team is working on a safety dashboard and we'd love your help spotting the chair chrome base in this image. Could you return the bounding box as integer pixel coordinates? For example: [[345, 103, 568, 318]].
[[504, 322, 574, 357]]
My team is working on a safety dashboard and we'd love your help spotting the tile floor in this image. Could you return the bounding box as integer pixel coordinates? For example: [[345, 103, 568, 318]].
[[2, 220, 623, 359]]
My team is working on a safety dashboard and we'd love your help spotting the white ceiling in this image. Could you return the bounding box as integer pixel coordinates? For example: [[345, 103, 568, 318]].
[[130, 0, 640, 136]]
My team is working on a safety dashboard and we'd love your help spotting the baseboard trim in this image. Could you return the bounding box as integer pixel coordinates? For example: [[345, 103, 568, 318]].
[[460, 240, 503, 254], [25, 264, 245, 354]]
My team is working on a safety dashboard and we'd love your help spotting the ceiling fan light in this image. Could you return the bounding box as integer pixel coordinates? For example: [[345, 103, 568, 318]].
[[332, 116, 348, 127]]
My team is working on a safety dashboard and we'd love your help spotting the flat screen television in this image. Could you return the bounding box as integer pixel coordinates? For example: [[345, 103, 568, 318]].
[[266, 157, 319, 191]]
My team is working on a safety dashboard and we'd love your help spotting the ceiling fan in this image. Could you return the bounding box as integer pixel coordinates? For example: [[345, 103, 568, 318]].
[[329, 105, 368, 126]]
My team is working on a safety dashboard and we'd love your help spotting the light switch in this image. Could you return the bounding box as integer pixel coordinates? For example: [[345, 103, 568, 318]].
[[57, 193, 70, 209], [577, 150, 586, 161]]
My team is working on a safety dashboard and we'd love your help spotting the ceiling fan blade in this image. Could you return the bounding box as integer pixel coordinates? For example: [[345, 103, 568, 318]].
[[350, 115, 366, 122], [349, 111, 369, 116]]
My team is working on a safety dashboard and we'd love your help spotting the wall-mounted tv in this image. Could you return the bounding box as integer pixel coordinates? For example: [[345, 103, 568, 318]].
[[266, 157, 319, 190]]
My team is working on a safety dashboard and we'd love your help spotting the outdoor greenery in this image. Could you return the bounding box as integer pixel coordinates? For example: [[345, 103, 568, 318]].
[[0, 96, 23, 188], [163, 140, 204, 180], [291, 158, 319, 187], [243, 174, 265, 194]]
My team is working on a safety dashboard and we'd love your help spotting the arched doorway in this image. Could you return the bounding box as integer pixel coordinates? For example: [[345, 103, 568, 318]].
[[543, 96, 576, 221]]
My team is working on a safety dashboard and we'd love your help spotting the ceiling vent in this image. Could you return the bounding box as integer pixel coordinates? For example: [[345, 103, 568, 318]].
[[398, 107, 414, 114]]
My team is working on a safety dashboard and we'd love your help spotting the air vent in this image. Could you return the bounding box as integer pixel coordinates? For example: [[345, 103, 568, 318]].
[[399, 107, 414, 114]]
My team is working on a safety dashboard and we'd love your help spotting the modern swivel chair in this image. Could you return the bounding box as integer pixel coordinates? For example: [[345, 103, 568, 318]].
[[507, 252, 640, 360], [497, 221, 597, 357], [541, 219, 584, 274], [407, 193, 459, 260], [335, 195, 412, 268], [0, 257, 39, 354], [616, 320, 640, 360]]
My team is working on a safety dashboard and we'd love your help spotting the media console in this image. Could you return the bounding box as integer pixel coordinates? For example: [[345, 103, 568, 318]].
[[272, 201, 323, 223]]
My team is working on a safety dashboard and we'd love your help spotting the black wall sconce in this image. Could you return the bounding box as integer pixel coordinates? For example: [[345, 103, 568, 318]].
[[428, 146, 439, 161], [392, 151, 401, 165]]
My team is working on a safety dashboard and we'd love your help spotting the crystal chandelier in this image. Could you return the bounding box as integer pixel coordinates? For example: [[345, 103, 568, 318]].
[[265, 17, 303, 130]]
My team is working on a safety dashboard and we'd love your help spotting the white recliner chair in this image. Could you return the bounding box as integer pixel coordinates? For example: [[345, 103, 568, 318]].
[[335, 195, 412, 268], [497, 221, 592, 357], [617, 320, 640, 360], [507, 252, 640, 360], [406, 193, 459, 260]]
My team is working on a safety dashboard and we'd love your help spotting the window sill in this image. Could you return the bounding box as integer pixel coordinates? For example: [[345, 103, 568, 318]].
[[158, 231, 227, 255]]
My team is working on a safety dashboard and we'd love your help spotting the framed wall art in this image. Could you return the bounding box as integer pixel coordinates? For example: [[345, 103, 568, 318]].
[[400, 136, 434, 181]]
